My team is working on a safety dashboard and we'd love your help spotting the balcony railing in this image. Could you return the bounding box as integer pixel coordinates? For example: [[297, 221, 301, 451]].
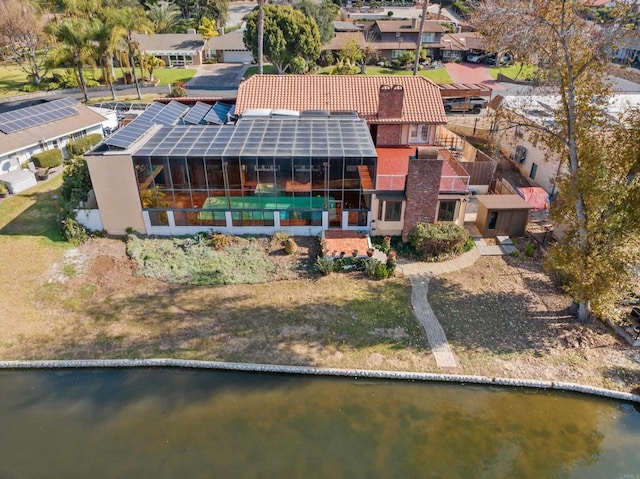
[[439, 149, 470, 193]]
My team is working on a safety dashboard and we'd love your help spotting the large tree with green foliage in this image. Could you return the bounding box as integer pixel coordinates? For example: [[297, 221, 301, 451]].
[[0, 0, 50, 85], [174, 0, 227, 27], [292, 0, 339, 45], [49, 17, 99, 101], [244, 4, 321, 74], [474, 0, 640, 321]]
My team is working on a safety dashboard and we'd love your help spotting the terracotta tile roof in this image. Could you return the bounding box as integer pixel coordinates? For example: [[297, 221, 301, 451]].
[[236, 75, 447, 124]]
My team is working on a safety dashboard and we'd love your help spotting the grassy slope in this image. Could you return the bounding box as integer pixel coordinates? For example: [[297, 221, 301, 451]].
[[488, 63, 538, 81]]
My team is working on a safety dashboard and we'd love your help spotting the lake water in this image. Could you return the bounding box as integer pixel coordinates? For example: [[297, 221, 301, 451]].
[[0, 369, 638, 478]]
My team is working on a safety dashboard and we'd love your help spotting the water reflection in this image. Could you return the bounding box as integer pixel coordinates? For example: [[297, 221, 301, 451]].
[[0, 369, 637, 478]]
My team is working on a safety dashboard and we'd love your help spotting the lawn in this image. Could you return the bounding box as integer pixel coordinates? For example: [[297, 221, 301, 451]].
[[488, 63, 538, 81], [243, 65, 278, 78], [0, 63, 194, 97]]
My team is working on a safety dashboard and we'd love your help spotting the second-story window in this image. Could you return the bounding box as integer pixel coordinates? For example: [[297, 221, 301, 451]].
[[421, 32, 437, 43], [409, 124, 430, 143]]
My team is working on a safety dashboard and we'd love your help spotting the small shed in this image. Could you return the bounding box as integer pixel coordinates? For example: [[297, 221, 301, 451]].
[[475, 194, 531, 237]]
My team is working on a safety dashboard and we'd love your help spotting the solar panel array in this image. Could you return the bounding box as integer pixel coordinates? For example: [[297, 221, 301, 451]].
[[0, 97, 79, 134], [182, 101, 212, 125], [104, 101, 188, 149], [151, 100, 189, 126], [202, 102, 233, 125], [133, 117, 376, 159]]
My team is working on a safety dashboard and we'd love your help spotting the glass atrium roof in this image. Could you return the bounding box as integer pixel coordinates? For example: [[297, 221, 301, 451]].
[[134, 117, 376, 158]]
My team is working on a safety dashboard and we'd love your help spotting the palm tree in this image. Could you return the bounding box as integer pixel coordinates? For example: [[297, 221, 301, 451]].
[[147, 2, 183, 33], [257, 0, 264, 74], [112, 7, 152, 100], [50, 18, 99, 102], [94, 16, 124, 100]]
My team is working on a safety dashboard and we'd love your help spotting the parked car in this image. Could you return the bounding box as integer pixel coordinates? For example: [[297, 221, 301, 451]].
[[466, 54, 484, 63], [442, 97, 488, 114], [485, 54, 513, 66]]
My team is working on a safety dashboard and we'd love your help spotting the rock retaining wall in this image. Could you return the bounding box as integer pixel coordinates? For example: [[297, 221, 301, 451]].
[[1, 359, 638, 403]]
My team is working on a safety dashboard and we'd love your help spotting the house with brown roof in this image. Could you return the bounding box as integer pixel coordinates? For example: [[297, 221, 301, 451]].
[[132, 32, 206, 67], [368, 19, 447, 61], [440, 31, 487, 62], [0, 98, 112, 192]]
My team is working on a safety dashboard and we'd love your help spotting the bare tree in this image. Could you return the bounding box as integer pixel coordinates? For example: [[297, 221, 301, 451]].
[[474, 0, 640, 322], [0, 0, 50, 85]]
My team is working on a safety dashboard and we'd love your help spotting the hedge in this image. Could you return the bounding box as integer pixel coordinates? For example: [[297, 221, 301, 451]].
[[409, 222, 470, 260], [31, 149, 63, 168], [67, 134, 102, 157]]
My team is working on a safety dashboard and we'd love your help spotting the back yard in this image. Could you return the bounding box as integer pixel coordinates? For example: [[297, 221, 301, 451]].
[[0, 178, 638, 392]]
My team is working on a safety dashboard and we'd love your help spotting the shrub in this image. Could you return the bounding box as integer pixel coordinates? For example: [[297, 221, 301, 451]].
[[31, 149, 62, 168], [525, 243, 535, 257], [285, 238, 298, 255], [408, 222, 470, 260], [211, 233, 232, 250], [168, 81, 187, 98], [60, 157, 92, 205], [62, 216, 89, 245], [315, 256, 334, 275], [67, 134, 102, 156]]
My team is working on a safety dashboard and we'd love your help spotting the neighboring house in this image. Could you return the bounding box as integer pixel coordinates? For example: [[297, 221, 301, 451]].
[[85, 77, 471, 237], [440, 31, 486, 62], [332, 21, 363, 32], [492, 94, 640, 196], [0, 97, 111, 177], [206, 30, 254, 63], [614, 30, 640, 65], [323, 32, 366, 54], [368, 19, 446, 61], [132, 32, 205, 67]]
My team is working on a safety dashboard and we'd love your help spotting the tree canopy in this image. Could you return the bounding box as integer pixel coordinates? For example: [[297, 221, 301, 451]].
[[292, 0, 339, 45], [244, 4, 321, 74], [474, 0, 640, 321], [0, 0, 50, 85]]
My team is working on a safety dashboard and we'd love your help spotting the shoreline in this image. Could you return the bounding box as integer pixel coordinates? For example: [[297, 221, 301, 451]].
[[2, 358, 639, 404]]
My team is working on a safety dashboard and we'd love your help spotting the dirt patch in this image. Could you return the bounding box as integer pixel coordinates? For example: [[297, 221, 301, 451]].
[[429, 256, 640, 391]]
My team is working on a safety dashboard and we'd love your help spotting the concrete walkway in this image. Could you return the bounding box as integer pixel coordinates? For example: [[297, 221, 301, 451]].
[[394, 222, 514, 368], [410, 274, 458, 368]]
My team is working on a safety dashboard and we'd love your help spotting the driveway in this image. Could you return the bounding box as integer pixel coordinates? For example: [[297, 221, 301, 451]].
[[186, 63, 249, 96], [227, 1, 256, 28], [444, 62, 493, 84]]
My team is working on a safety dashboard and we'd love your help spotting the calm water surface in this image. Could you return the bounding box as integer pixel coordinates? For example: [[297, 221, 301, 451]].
[[0, 369, 638, 478]]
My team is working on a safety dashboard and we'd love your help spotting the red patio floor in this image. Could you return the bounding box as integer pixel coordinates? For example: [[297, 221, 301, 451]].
[[323, 230, 371, 257]]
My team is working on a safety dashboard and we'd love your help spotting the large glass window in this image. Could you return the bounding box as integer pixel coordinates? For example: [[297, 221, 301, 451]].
[[437, 200, 458, 222], [384, 201, 402, 222]]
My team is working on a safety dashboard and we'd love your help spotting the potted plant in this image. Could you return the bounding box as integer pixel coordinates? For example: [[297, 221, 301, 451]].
[[352, 249, 359, 257], [366, 247, 375, 257], [0, 183, 7, 198]]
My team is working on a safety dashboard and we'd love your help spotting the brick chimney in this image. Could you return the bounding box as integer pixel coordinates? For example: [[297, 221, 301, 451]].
[[377, 84, 404, 120], [401, 147, 443, 242], [411, 18, 418, 29]]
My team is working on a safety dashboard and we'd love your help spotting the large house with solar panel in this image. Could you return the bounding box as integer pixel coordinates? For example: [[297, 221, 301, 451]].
[[85, 75, 472, 239], [0, 98, 115, 193]]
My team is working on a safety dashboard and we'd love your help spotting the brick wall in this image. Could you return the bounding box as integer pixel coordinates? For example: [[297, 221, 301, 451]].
[[376, 124, 403, 145], [402, 156, 443, 241], [377, 84, 404, 119]]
